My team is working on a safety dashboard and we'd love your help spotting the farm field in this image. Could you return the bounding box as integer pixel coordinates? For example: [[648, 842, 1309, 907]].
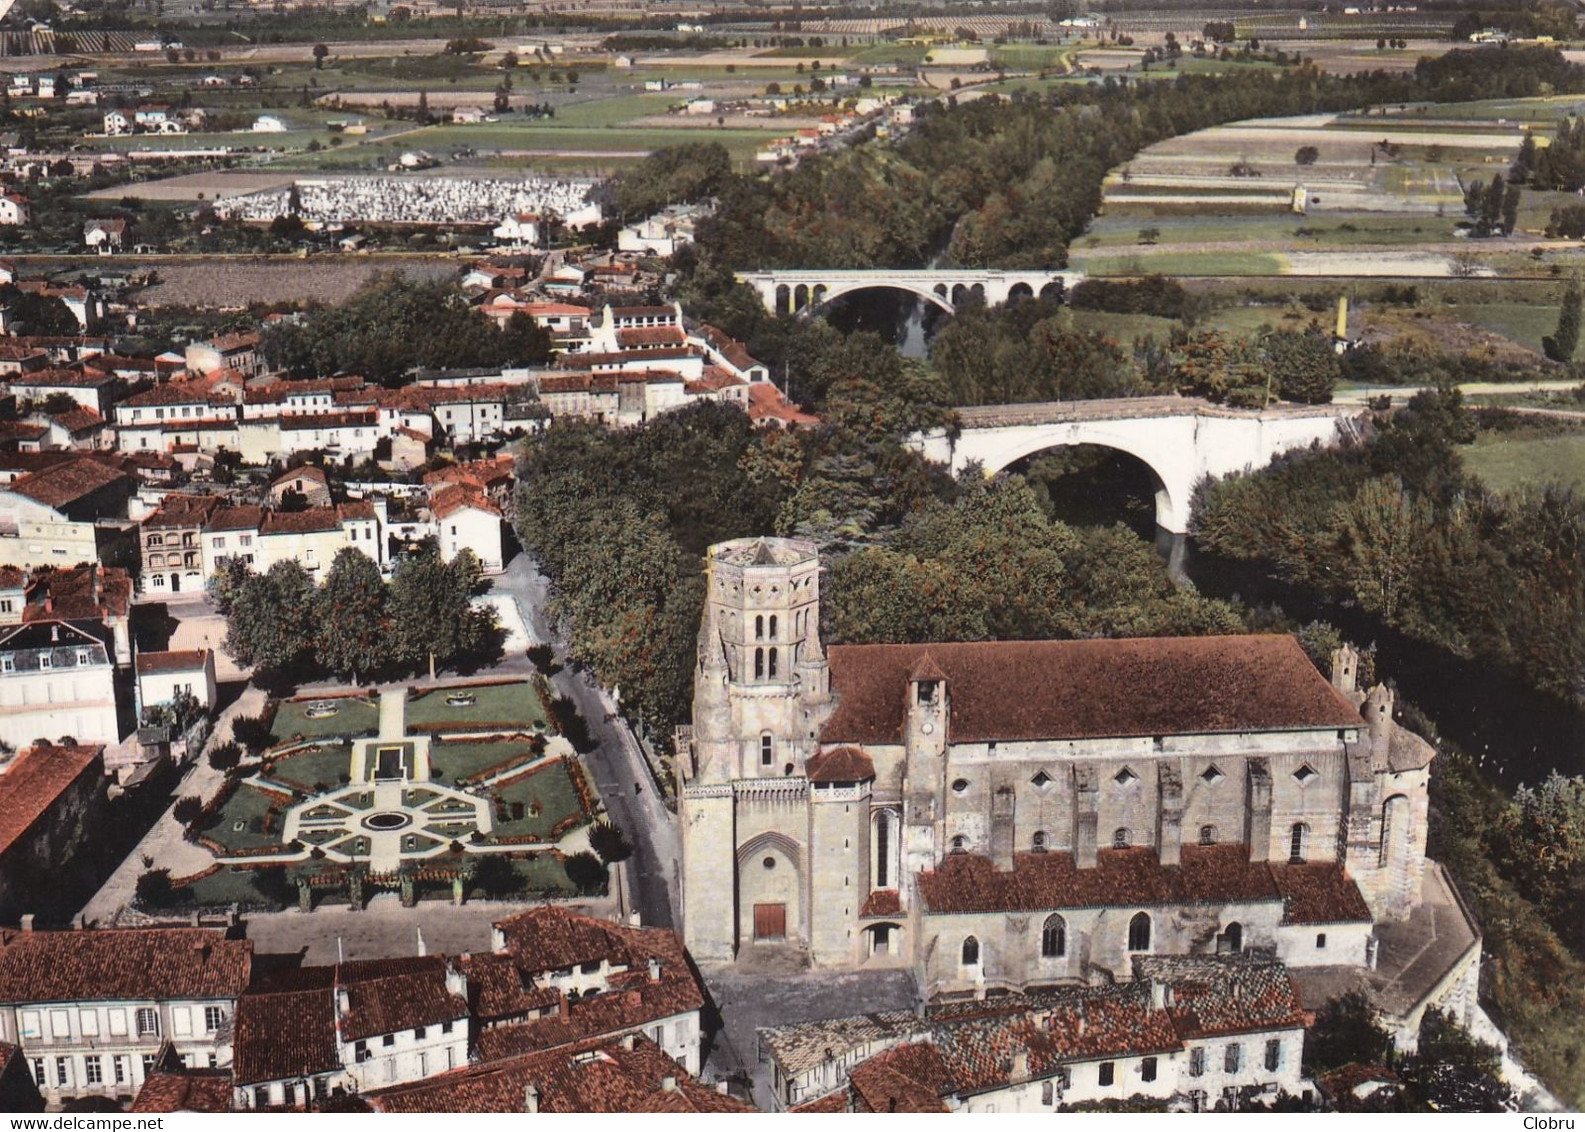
[[1463, 427, 1585, 493], [135, 257, 459, 307]]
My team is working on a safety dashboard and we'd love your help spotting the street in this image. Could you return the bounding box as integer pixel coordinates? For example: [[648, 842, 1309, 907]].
[[488, 552, 681, 930]]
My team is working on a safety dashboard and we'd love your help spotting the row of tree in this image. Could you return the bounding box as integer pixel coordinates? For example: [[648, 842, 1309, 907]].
[[260, 275, 553, 384], [1192, 387, 1585, 708], [213, 547, 500, 685]]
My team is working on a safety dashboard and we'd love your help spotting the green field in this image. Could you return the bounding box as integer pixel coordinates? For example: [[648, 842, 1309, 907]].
[[488, 760, 589, 841], [1073, 251, 1288, 276], [427, 736, 543, 785], [385, 123, 771, 164], [270, 742, 354, 793], [1457, 302, 1564, 353], [203, 783, 284, 852], [406, 680, 547, 733], [1463, 428, 1585, 493], [271, 695, 381, 744], [1083, 211, 1460, 249]]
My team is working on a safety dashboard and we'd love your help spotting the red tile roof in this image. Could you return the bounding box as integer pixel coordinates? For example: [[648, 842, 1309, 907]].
[[120, 379, 233, 409], [1134, 954, 1308, 1040], [9, 368, 114, 388], [915, 844, 1370, 923], [747, 382, 820, 427], [806, 746, 874, 784], [430, 483, 501, 520], [858, 889, 902, 918], [136, 648, 210, 675], [143, 494, 222, 529], [367, 1036, 750, 1114], [6, 457, 128, 509], [0, 743, 102, 856], [847, 1042, 952, 1112], [823, 635, 1363, 745], [130, 1069, 234, 1113], [233, 988, 339, 1085], [0, 925, 251, 1003], [23, 565, 131, 621], [206, 505, 262, 533], [1269, 861, 1375, 924], [335, 957, 466, 1042]]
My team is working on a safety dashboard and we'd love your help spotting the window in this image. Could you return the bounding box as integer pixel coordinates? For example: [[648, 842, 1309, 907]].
[[38, 653, 50, 669], [754, 647, 764, 679], [19, 1011, 38, 1039], [108, 1009, 126, 1037], [768, 647, 778, 678], [1032, 830, 1048, 853], [1200, 764, 1224, 785], [1265, 1039, 1282, 1072], [1199, 824, 1217, 846], [75, 650, 88, 666], [1224, 1044, 1243, 1073], [1, 656, 12, 674], [204, 1005, 225, 1033], [1289, 823, 1308, 864], [415, 1026, 427, 1040], [1127, 912, 1151, 952], [55, 1057, 69, 1087], [79, 1009, 98, 1036], [950, 835, 966, 854], [1041, 1081, 1055, 1106], [875, 812, 890, 888], [85, 1057, 102, 1086], [1041, 914, 1066, 958], [382, 1034, 395, 1047], [442, 1021, 454, 1035], [1098, 1062, 1115, 1087], [769, 614, 778, 639], [1223, 922, 1243, 953], [951, 779, 969, 793], [961, 935, 980, 966], [916, 680, 936, 705], [354, 1040, 369, 1064], [1190, 1048, 1205, 1077], [212, 536, 225, 550], [1112, 827, 1131, 849], [1316, 932, 1327, 949], [760, 734, 773, 767], [418, 1051, 428, 1077], [114, 1056, 127, 1085], [240, 535, 252, 547], [1293, 764, 1318, 784], [135, 1008, 158, 1037], [1031, 770, 1052, 789], [49, 1009, 69, 1038], [1114, 767, 1138, 785], [30, 1059, 43, 1087], [755, 615, 764, 640], [1142, 1056, 1158, 1083]]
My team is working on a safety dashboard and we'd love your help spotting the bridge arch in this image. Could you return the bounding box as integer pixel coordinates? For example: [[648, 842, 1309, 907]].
[[808, 281, 956, 315], [975, 427, 1182, 533]]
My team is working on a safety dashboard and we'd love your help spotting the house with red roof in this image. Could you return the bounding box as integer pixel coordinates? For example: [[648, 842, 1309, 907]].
[[135, 648, 217, 713], [0, 924, 252, 1106], [0, 744, 110, 928]]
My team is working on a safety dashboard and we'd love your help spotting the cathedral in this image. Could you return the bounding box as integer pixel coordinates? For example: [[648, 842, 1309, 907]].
[[676, 537, 1435, 995]]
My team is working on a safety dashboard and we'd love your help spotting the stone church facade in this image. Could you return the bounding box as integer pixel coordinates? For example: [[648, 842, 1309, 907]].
[[676, 537, 1434, 995]]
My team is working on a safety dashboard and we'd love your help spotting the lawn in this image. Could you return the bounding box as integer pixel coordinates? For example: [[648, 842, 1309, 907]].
[[271, 694, 381, 744], [406, 679, 547, 734], [488, 760, 589, 842], [1463, 429, 1585, 493], [1083, 211, 1459, 249], [393, 123, 771, 163], [269, 742, 354, 793], [427, 737, 544, 785], [1456, 301, 1563, 354], [174, 865, 295, 909], [550, 93, 681, 128], [1064, 308, 1181, 342], [203, 783, 285, 852]]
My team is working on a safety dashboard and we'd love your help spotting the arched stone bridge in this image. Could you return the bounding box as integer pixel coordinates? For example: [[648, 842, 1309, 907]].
[[737, 268, 1085, 316], [910, 396, 1363, 533]]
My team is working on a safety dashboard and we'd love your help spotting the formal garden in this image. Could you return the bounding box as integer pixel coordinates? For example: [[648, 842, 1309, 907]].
[[141, 677, 614, 912]]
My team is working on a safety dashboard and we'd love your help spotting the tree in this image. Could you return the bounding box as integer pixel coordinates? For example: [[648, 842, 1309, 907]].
[[1402, 1009, 1514, 1111], [3, 289, 78, 336], [207, 741, 241, 772], [313, 548, 389, 682], [172, 796, 203, 826], [1497, 773, 1585, 948], [388, 548, 497, 678], [1543, 275, 1581, 362], [1263, 328, 1340, 404], [1295, 145, 1320, 165], [563, 851, 606, 894], [1501, 181, 1521, 236], [135, 869, 175, 908], [1305, 991, 1392, 1073], [312, 43, 328, 69], [588, 819, 633, 865], [231, 715, 272, 754], [222, 560, 316, 679]]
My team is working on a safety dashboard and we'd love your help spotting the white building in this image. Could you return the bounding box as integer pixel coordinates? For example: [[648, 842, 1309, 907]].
[[0, 927, 252, 1107], [491, 212, 542, 248], [431, 484, 503, 574], [135, 648, 217, 714], [251, 115, 287, 133], [0, 619, 118, 750]]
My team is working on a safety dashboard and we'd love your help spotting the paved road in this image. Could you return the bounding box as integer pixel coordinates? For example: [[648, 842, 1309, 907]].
[[489, 553, 681, 931]]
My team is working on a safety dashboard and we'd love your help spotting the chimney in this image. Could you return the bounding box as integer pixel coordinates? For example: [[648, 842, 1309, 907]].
[[1011, 1048, 1029, 1081], [74, 913, 86, 930], [524, 1084, 540, 1114], [92, 565, 101, 607], [1149, 980, 1170, 1012], [621, 1033, 635, 1052], [660, 1076, 678, 1093], [557, 991, 569, 1021], [19, 913, 33, 932], [647, 956, 661, 983]]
